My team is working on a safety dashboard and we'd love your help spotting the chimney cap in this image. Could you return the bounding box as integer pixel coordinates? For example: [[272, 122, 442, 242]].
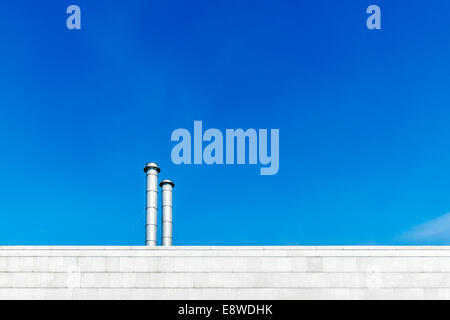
[[144, 162, 161, 173], [160, 179, 175, 188]]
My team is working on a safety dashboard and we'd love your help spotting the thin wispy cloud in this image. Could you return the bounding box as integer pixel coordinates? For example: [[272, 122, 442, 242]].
[[399, 213, 450, 244]]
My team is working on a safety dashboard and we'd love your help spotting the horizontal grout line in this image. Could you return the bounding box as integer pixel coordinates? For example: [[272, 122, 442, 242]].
[[2, 247, 450, 251], [0, 287, 449, 290], [2, 255, 450, 258], [0, 271, 448, 274]]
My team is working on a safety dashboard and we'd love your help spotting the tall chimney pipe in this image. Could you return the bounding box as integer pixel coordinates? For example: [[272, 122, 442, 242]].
[[160, 180, 175, 246], [144, 162, 160, 246]]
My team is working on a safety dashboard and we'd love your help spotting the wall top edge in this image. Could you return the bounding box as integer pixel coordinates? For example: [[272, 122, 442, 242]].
[[0, 246, 450, 250]]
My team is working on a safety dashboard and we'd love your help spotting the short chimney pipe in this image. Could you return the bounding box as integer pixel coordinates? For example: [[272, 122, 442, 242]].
[[160, 180, 175, 246], [144, 163, 160, 246]]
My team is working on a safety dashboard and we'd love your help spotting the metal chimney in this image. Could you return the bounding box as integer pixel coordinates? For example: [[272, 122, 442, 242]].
[[144, 163, 160, 246], [160, 180, 175, 246]]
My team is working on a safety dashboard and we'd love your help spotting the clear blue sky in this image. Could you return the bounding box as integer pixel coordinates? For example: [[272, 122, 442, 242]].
[[1, 1, 450, 245]]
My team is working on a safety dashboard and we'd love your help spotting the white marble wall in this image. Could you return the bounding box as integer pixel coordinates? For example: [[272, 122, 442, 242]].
[[0, 246, 449, 299]]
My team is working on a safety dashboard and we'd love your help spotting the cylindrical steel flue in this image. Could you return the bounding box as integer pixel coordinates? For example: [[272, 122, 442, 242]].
[[160, 180, 175, 246], [144, 163, 160, 246]]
